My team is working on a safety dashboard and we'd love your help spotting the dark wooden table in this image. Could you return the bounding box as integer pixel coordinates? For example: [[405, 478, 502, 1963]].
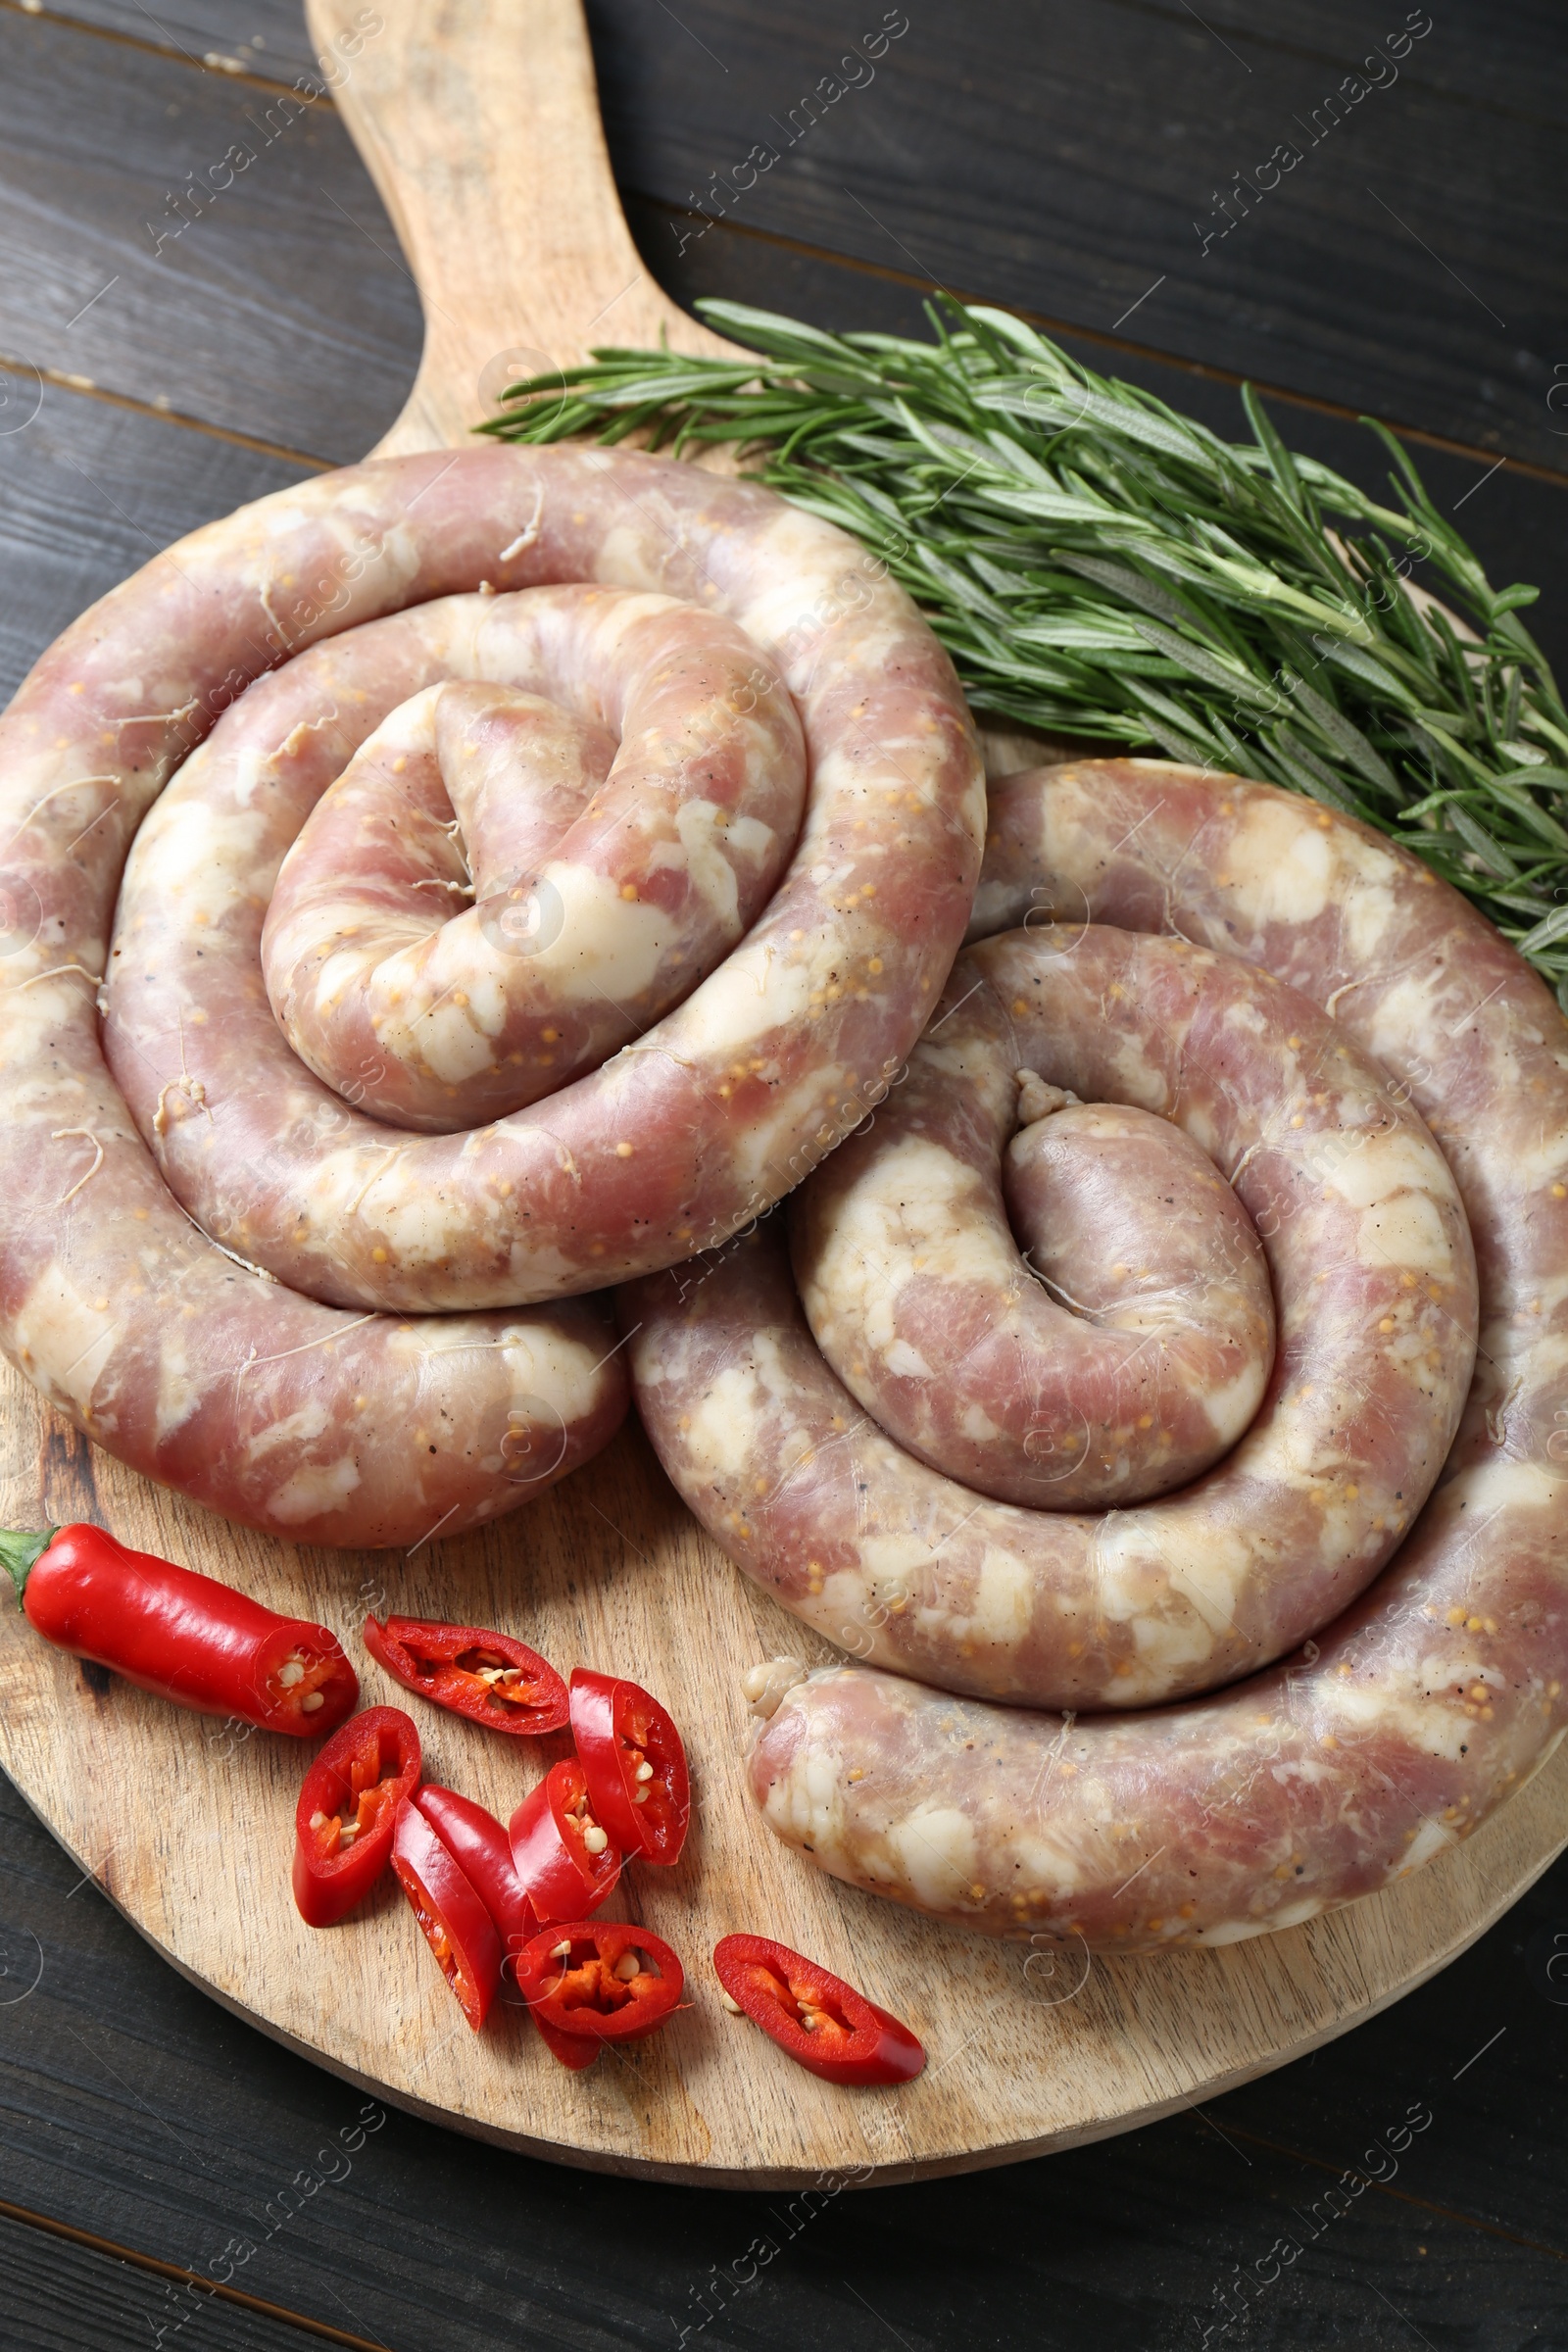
[[2, 4, 1566, 2344]]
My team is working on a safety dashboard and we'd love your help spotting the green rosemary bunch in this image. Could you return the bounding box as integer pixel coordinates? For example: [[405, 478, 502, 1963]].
[[480, 297, 1568, 1002]]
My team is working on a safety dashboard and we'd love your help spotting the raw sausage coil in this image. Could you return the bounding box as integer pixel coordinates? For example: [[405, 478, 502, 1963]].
[[0, 446, 982, 1546], [627, 922, 1476, 1708], [627, 759, 1568, 1946]]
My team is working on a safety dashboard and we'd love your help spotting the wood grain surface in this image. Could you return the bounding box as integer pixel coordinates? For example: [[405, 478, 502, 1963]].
[[0, 2209, 327, 2352], [0, 388, 314, 707], [584, 0, 1563, 463], [311, 0, 737, 455], [0, 10, 419, 461], [0, 0, 1565, 2196]]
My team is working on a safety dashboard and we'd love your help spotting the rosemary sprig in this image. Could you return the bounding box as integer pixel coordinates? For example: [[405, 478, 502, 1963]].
[[479, 298, 1568, 1003]]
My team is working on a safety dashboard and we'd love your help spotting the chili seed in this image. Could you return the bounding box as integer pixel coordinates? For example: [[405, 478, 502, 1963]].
[[301, 1690, 325, 1713], [581, 1825, 610, 1855], [277, 1657, 306, 1688]]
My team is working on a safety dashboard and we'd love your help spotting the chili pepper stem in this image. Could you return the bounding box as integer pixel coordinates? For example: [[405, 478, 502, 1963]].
[[0, 1528, 57, 1606]]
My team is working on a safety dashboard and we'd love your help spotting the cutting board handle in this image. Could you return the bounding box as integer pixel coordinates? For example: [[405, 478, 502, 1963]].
[[304, 0, 730, 455]]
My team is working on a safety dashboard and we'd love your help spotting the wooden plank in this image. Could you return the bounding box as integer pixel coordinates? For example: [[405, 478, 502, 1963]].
[[0, 2211, 345, 2352], [1127, 0, 1568, 118], [0, 11, 420, 462], [34, 0, 1568, 196], [12, 1, 1561, 471], [619, 190, 1568, 689], [27, 0, 322, 86], [2, 1768, 1566, 2350], [584, 0, 1564, 463], [0, 375, 315, 706]]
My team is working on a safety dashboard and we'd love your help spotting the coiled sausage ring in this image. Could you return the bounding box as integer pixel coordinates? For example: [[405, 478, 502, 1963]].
[[0, 446, 982, 1546], [625, 759, 1568, 1948]]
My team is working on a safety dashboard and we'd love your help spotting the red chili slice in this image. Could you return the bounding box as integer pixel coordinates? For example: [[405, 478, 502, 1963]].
[[414, 1788, 591, 2069], [568, 1667, 690, 1866], [392, 1799, 502, 2032], [291, 1707, 421, 1928], [516, 1921, 684, 2047], [712, 1936, 925, 2086], [509, 1757, 620, 1925], [414, 1787, 535, 1968], [364, 1614, 567, 1736]]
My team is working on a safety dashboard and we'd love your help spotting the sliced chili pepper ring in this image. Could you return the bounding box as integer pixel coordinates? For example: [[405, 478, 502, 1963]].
[[712, 1935, 925, 2086], [393, 1799, 503, 2032], [509, 1757, 620, 1925], [365, 1614, 567, 1736], [292, 1706, 421, 1929], [516, 1921, 685, 2045], [568, 1667, 690, 1866]]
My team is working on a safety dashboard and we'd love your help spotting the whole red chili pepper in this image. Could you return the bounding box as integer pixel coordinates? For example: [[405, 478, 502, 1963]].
[[2, 1524, 357, 1737], [293, 1707, 421, 1928], [509, 1757, 619, 1925], [712, 1936, 925, 2086], [568, 1668, 690, 1867], [515, 1921, 685, 2048], [364, 1615, 567, 1736], [414, 1788, 592, 2071], [392, 1800, 502, 2033]]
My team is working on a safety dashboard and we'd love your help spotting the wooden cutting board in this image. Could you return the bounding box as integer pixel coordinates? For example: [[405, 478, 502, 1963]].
[[1, 0, 1564, 2187]]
